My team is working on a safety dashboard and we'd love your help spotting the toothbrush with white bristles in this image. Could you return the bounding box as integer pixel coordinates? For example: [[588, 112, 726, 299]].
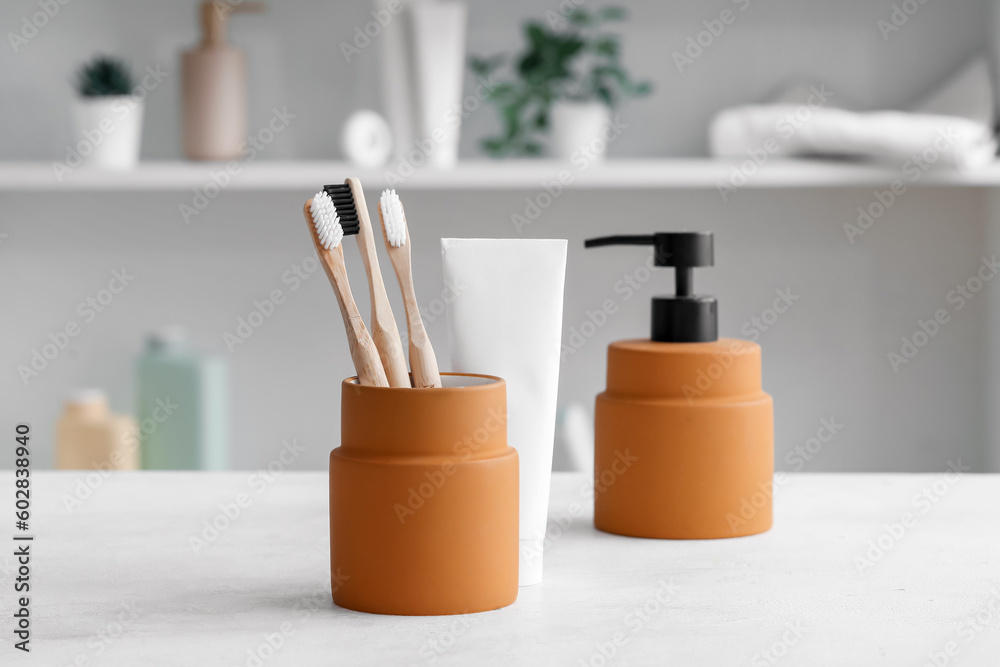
[[378, 189, 442, 389], [304, 192, 388, 387]]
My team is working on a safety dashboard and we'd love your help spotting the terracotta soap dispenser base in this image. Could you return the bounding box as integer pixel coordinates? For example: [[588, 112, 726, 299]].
[[595, 339, 773, 539]]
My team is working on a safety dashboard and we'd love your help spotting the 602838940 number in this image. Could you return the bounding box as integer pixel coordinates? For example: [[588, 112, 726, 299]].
[[15, 424, 30, 532]]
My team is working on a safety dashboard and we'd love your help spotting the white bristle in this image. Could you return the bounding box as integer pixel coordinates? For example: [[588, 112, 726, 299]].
[[310, 190, 343, 250], [379, 189, 407, 248]]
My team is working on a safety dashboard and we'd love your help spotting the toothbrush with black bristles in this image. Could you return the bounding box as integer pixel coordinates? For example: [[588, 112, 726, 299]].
[[324, 179, 411, 388]]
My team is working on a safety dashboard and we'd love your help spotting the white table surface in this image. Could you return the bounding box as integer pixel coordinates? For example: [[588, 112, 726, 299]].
[[2, 472, 999, 666]]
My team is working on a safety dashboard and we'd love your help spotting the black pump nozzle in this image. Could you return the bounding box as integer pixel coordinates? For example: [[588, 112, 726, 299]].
[[584, 232, 718, 343]]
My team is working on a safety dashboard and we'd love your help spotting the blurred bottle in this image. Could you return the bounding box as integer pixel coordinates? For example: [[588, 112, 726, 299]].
[[137, 327, 229, 470], [181, 1, 265, 160], [56, 389, 138, 471]]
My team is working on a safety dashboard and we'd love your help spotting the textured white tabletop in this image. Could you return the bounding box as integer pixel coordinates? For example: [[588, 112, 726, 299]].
[[2, 471, 998, 666]]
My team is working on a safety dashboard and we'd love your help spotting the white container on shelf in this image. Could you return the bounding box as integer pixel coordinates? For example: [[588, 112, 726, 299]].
[[375, 0, 417, 163], [411, 0, 467, 169], [549, 101, 610, 161], [71, 95, 144, 169]]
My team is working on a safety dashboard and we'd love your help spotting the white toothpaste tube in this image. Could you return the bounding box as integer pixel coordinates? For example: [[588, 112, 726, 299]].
[[441, 238, 567, 586]]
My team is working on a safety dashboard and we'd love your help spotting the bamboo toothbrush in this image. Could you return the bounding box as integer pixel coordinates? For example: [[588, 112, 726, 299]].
[[304, 192, 388, 387], [324, 179, 411, 388], [378, 189, 442, 389]]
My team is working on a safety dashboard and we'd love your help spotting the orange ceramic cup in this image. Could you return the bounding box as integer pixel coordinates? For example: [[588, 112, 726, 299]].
[[330, 373, 519, 615], [594, 339, 774, 539]]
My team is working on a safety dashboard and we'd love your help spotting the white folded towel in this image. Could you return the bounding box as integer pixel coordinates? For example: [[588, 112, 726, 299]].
[[710, 106, 996, 170], [709, 58, 997, 171]]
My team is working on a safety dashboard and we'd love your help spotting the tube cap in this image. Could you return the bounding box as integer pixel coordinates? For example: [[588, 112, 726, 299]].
[[585, 232, 717, 343], [519, 538, 543, 586], [147, 326, 188, 350]]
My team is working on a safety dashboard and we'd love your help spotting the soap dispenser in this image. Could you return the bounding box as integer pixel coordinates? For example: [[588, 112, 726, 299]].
[[585, 232, 773, 539], [181, 1, 265, 160]]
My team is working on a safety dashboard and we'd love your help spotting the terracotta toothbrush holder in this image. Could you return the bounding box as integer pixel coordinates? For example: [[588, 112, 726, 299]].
[[330, 373, 519, 615]]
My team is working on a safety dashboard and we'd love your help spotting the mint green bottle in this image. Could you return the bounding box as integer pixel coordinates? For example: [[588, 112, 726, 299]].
[[137, 327, 229, 470]]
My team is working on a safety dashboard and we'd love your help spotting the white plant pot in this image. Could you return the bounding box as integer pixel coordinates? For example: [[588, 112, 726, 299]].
[[549, 102, 610, 161], [72, 95, 144, 169]]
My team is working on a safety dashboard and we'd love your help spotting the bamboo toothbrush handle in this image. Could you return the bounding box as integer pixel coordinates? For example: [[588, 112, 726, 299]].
[[381, 210, 442, 389], [326, 247, 388, 388], [303, 202, 388, 387], [346, 178, 411, 388]]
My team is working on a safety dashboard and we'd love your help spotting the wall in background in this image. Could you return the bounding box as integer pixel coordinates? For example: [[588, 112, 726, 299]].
[[1, 187, 992, 473], [1, 0, 997, 472], [0, 0, 990, 160]]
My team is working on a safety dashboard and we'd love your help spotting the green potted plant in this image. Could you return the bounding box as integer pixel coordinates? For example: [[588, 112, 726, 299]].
[[72, 55, 143, 169], [470, 7, 651, 160]]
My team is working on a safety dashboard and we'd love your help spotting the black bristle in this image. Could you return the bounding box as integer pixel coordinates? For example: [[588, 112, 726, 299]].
[[323, 183, 360, 235]]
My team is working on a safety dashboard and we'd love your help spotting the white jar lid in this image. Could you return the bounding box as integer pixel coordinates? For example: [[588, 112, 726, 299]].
[[67, 388, 107, 405]]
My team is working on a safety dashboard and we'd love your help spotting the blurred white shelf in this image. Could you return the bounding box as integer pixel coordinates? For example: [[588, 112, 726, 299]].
[[3, 159, 1000, 191]]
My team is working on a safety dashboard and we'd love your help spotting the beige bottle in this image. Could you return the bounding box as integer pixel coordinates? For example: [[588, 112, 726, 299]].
[[181, 1, 265, 160], [56, 390, 139, 471]]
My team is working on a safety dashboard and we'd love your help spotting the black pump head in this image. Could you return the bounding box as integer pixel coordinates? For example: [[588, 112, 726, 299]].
[[584, 232, 717, 343]]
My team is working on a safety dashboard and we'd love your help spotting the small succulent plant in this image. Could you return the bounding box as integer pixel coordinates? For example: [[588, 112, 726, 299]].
[[75, 55, 135, 97]]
